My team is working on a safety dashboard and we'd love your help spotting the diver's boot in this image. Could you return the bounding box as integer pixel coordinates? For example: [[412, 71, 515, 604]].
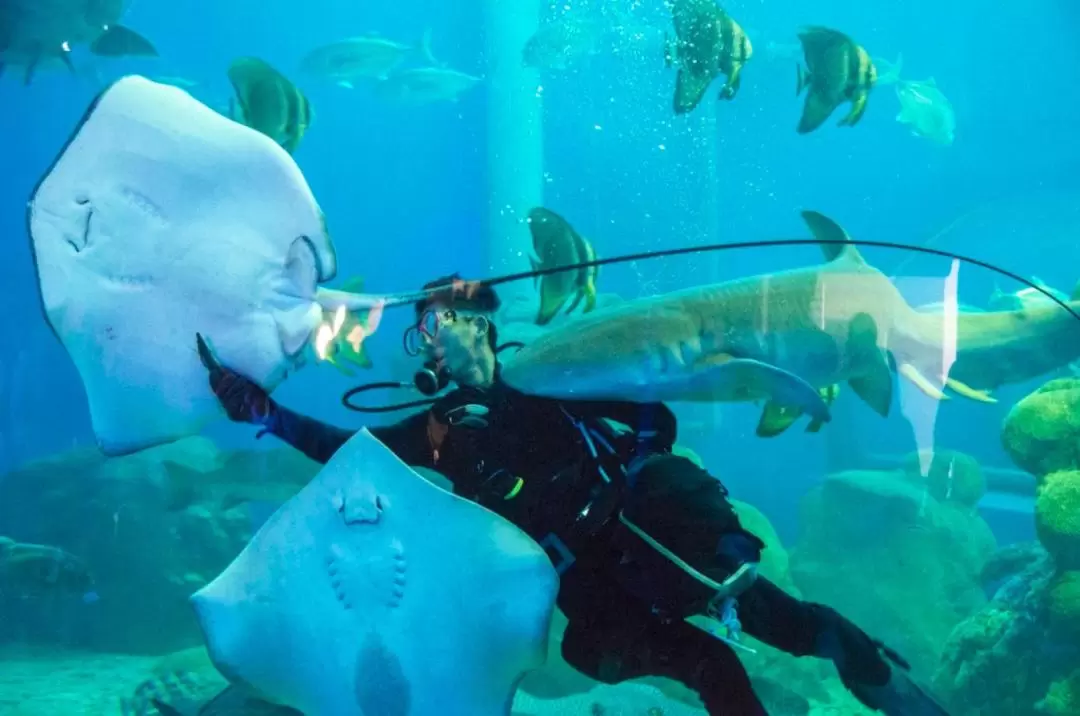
[[845, 647, 952, 716]]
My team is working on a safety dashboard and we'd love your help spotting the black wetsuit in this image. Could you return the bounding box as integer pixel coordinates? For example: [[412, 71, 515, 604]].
[[251, 379, 892, 715]]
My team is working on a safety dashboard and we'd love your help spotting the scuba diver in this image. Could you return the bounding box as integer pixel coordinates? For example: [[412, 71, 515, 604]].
[[195, 273, 951, 716]]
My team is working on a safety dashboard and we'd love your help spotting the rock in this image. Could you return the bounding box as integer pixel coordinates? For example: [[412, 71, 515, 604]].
[[899, 449, 985, 509], [1001, 378, 1080, 479], [1037, 668, 1080, 716], [1035, 470, 1080, 570], [791, 470, 996, 676], [0, 439, 320, 653]]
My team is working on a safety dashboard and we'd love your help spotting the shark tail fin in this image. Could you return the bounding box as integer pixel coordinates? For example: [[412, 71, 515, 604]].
[[801, 210, 867, 265], [419, 28, 439, 66]]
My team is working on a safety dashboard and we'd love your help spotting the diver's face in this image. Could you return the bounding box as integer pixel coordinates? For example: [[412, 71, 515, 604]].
[[421, 306, 496, 387]]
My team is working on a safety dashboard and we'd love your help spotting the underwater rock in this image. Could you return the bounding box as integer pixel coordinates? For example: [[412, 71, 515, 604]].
[[1037, 668, 1080, 715], [1034, 470, 1080, 570], [899, 449, 986, 509], [790, 469, 996, 676], [0, 439, 321, 652], [120, 646, 228, 715], [512, 681, 705, 716], [1001, 378, 1080, 478], [934, 545, 1080, 716]]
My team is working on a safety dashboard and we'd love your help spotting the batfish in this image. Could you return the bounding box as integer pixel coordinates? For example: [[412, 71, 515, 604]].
[[191, 428, 559, 716], [27, 75, 384, 456]]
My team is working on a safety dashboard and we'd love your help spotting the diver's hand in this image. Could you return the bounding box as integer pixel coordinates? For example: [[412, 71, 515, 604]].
[[195, 333, 276, 426]]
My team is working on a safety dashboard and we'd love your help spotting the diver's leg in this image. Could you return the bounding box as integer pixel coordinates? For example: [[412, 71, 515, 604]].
[[560, 607, 769, 716], [737, 568, 952, 714]]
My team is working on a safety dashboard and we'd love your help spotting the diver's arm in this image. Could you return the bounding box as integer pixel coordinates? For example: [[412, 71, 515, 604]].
[[261, 405, 356, 465]]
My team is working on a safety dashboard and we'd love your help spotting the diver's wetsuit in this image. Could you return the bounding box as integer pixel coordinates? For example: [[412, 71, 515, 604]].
[[245, 379, 892, 716]]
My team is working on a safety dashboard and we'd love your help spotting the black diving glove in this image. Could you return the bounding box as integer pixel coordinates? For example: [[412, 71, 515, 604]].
[[195, 333, 277, 429]]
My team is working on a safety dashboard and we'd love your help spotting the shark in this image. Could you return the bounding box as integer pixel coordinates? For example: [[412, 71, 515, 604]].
[[191, 428, 558, 716], [27, 75, 384, 457], [501, 210, 1080, 437]]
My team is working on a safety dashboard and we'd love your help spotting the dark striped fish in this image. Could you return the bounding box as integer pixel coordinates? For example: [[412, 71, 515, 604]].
[[227, 57, 313, 155], [795, 26, 876, 134], [665, 0, 753, 114]]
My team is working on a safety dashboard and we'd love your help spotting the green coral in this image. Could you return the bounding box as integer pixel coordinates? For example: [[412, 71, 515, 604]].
[[1035, 471, 1080, 570], [900, 449, 985, 508], [1037, 668, 1080, 715], [1047, 571, 1080, 639], [1001, 378, 1080, 479]]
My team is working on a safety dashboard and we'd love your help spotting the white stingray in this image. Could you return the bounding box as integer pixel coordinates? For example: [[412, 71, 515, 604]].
[[192, 428, 559, 716], [27, 75, 381, 456]]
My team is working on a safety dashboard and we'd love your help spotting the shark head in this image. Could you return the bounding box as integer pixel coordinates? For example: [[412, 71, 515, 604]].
[[27, 75, 355, 455]]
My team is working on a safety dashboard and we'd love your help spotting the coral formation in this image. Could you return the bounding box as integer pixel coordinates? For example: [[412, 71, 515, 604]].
[[936, 377, 1080, 714], [1001, 378, 1080, 478], [790, 468, 995, 676], [1034, 470, 1080, 570]]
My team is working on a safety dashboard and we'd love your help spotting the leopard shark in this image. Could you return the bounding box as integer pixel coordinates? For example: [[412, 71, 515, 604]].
[[501, 210, 1080, 436]]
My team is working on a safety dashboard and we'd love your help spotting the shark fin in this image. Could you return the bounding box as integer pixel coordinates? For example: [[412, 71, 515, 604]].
[[756, 402, 803, 438], [898, 363, 949, 400], [89, 25, 158, 58], [801, 210, 867, 265], [945, 377, 996, 403], [689, 356, 831, 426], [846, 313, 893, 416]]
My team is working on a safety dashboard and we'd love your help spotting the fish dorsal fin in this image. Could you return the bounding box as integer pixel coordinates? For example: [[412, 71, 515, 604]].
[[801, 210, 866, 265]]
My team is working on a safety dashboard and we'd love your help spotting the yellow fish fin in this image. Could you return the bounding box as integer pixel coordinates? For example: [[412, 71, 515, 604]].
[[839, 92, 869, 127], [583, 283, 597, 313], [899, 363, 949, 400], [757, 402, 802, 438], [945, 378, 997, 404]]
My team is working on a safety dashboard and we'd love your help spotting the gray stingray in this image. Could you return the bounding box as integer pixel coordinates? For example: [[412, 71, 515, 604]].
[[191, 428, 559, 716], [27, 75, 383, 456]]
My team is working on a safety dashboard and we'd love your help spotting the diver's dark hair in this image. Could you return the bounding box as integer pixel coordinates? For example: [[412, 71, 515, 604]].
[[416, 273, 501, 352], [414, 273, 501, 317]]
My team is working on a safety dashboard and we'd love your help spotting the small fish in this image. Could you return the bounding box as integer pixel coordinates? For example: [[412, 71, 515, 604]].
[[374, 66, 482, 105], [0, 536, 94, 595], [756, 383, 840, 437], [527, 208, 599, 325], [227, 56, 313, 154], [914, 301, 985, 314], [151, 75, 200, 88], [892, 77, 956, 145], [0, 0, 157, 85], [523, 15, 607, 70], [314, 276, 377, 376], [666, 0, 753, 114], [300, 30, 435, 83], [794, 26, 876, 134], [988, 277, 1071, 312]]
